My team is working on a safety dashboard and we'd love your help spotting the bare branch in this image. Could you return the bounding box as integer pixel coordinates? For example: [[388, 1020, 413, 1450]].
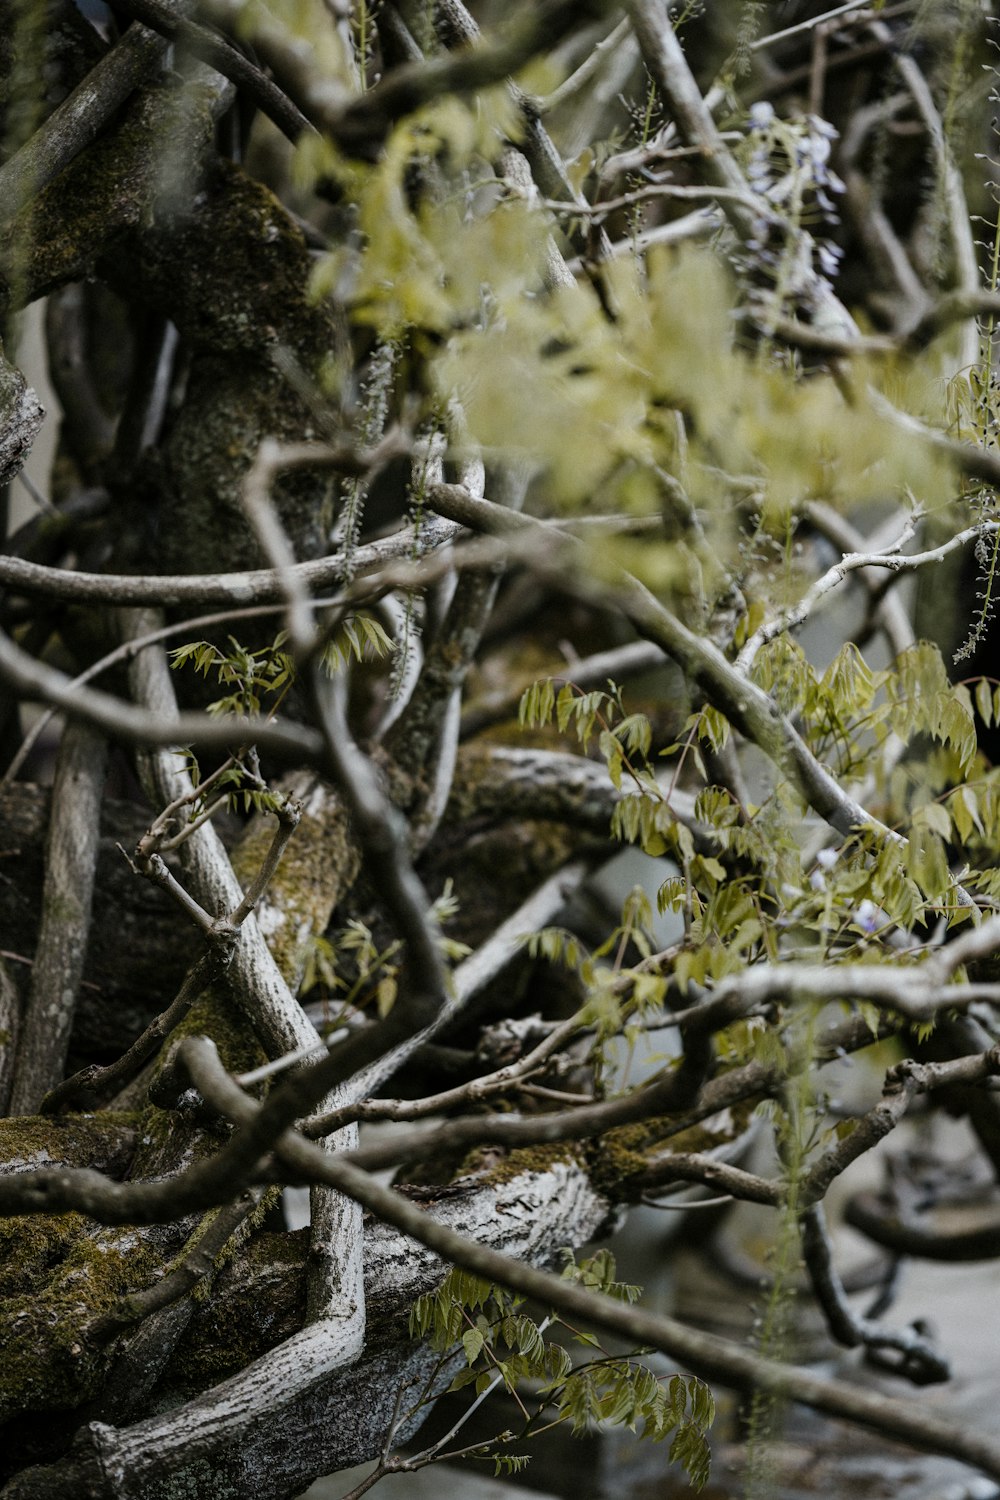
[[239, 474, 370, 1349], [125, 614, 322, 1059], [8, 722, 106, 1113], [433, 0, 611, 261], [110, 0, 312, 143], [423, 480, 979, 908], [803, 501, 916, 661], [39, 940, 238, 1115], [305, 857, 592, 1134], [800, 1202, 951, 1384], [385, 458, 522, 844], [736, 517, 990, 672], [310, 674, 450, 1024], [0, 513, 457, 606], [868, 17, 980, 372]]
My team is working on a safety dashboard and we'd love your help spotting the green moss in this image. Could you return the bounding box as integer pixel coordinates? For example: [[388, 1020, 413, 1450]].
[[0, 80, 218, 310], [402, 1139, 584, 1191], [192, 1186, 284, 1296], [155, 355, 336, 574], [472, 1140, 584, 1186], [0, 1111, 139, 1177], [3, 77, 339, 573], [584, 1133, 651, 1199], [169, 1229, 308, 1389], [138, 157, 340, 575], [131, 158, 327, 358], [127, 990, 268, 1181], [0, 1214, 164, 1417], [171, 990, 266, 1077], [585, 1097, 757, 1201], [0, 1112, 165, 1417]]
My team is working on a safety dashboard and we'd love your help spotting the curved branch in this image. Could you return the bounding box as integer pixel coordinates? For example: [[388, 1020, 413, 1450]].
[[800, 1202, 950, 1384], [111, 0, 311, 142], [736, 518, 987, 673], [382, 448, 509, 845]]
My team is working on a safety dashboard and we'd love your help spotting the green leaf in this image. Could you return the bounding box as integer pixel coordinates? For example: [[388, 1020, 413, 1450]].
[[820, 641, 875, 715], [698, 705, 731, 752], [976, 676, 994, 728], [912, 801, 951, 840], [617, 712, 653, 758], [376, 975, 397, 1017], [905, 826, 951, 902], [950, 785, 984, 842], [657, 875, 687, 914], [556, 683, 576, 733], [462, 1328, 485, 1365]]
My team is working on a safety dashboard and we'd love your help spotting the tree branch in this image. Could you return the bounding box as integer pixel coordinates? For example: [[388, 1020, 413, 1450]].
[[0, 24, 168, 232], [111, 0, 312, 143], [8, 721, 106, 1113], [799, 1201, 950, 1384]]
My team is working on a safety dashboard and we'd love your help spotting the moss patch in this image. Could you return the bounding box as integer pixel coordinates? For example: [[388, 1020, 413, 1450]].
[[0, 1213, 164, 1418], [586, 1097, 758, 1201], [0, 1111, 138, 1177]]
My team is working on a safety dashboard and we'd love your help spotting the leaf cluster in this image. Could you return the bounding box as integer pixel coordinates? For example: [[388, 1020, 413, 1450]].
[[517, 640, 1000, 1058], [301, 880, 471, 1015], [408, 1252, 714, 1491], [170, 615, 394, 719]]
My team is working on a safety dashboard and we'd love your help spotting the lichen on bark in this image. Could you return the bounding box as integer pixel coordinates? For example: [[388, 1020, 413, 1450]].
[[0, 343, 43, 485]]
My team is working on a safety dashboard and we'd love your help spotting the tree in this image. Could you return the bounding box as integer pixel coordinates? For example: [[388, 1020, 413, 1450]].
[[2, 0, 1000, 1495]]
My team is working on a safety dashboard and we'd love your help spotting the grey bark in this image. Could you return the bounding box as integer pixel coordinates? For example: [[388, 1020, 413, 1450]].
[[9, 723, 107, 1113], [0, 352, 43, 486]]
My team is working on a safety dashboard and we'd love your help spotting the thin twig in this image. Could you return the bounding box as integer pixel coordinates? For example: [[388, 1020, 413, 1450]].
[[40, 941, 237, 1114], [96, 1189, 265, 1336], [736, 517, 990, 672]]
